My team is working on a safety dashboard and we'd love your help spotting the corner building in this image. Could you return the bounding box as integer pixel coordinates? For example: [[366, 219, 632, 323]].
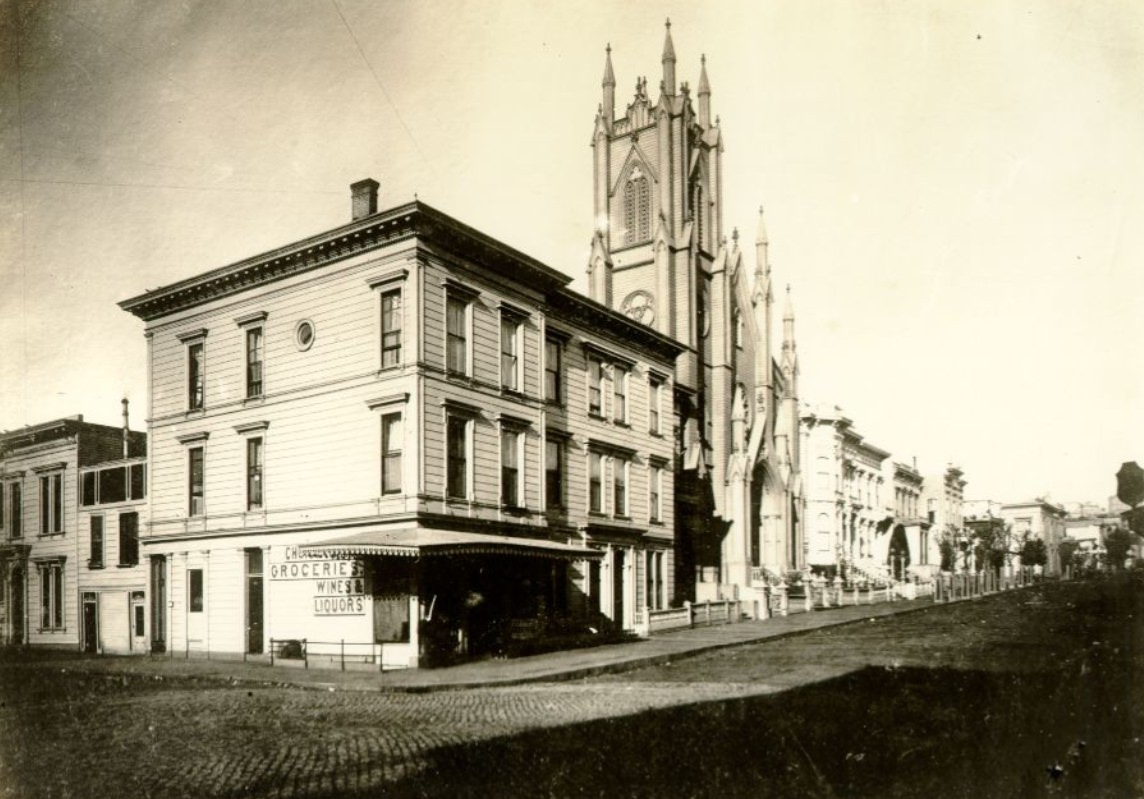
[[587, 24, 803, 603], [120, 189, 681, 668]]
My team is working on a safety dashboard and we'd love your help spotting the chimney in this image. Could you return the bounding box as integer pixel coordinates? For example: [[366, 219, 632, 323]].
[[350, 178, 379, 220], [122, 398, 130, 458]]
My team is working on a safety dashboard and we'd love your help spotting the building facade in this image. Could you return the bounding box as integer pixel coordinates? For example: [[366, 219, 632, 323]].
[[0, 415, 145, 648], [120, 188, 681, 668], [920, 465, 967, 569], [1000, 500, 1066, 575], [587, 23, 802, 602]]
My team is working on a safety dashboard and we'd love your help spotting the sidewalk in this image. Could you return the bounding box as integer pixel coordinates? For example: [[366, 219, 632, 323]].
[[8, 596, 945, 693]]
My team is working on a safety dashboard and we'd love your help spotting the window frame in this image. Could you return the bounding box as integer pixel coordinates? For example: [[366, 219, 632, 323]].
[[649, 464, 662, 523], [246, 437, 264, 511], [589, 451, 604, 514], [38, 472, 63, 535], [381, 412, 403, 495], [186, 339, 206, 411], [648, 377, 663, 435], [544, 336, 563, 405], [38, 560, 65, 631], [188, 446, 205, 518], [118, 511, 139, 567], [245, 326, 264, 399], [500, 312, 523, 392], [89, 515, 104, 568], [613, 365, 628, 424], [8, 482, 22, 539], [588, 357, 604, 417], [500, 426, 523, 508], [613, 456, 629, 518], [445, 293, 471, 377], [545, 437, 564, 512], [380, 287, 403, 369], [446, 414, 471, 500]]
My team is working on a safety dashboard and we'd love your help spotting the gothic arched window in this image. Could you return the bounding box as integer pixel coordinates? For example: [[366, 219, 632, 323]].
[[623, 167, 650, 245]]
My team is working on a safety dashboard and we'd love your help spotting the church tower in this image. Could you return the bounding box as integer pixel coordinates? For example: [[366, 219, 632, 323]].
[[588, 23, 802, 606]]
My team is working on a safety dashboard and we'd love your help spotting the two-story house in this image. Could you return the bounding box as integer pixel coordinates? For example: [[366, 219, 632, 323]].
[[0, 415, 145, 648], [120, 183, 681, 669]]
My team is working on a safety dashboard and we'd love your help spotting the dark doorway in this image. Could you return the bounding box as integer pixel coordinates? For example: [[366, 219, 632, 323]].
[[82, 594, 98, 653], [612, 549, 626, 630], [888, 525, 911, 581], [245, 548, 264, 655]]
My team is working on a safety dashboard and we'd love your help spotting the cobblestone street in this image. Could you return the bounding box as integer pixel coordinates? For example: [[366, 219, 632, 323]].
[[2, 578, 1140, 798]]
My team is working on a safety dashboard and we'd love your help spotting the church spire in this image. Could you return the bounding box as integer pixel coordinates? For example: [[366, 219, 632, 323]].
[[698, 54, 711, 127], [602, 44, 615, 123], [783, 284, 795, 322], [661, 19, 676, 96], [752, 206, 771, 305]]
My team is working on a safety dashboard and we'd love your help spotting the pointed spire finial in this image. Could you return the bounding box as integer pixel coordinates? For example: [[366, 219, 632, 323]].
[[732, 227, 739, 245], [603, 43, 615, 87], [756, 205, 768, 245], [661, 18, 676, 95], [784, 284, 795, 320]]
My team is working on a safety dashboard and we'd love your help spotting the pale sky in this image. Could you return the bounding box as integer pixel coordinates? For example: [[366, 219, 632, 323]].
[[2, 1, 1142, 505]]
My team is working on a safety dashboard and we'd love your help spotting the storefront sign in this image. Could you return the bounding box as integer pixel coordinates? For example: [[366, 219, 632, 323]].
[[272, 546, 367, 616]]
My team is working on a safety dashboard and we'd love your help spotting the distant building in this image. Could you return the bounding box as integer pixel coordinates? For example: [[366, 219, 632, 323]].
[[120, 187, 682, 668], [921, 465, 967, 569], [1000, 500, 1066, 575], [0, 413, 145, 648]]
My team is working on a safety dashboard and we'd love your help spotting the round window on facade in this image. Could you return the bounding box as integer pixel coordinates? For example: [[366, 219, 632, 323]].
[[295, 320, 316, 351]]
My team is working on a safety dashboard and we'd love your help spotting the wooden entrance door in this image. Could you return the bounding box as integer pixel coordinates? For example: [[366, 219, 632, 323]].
[[82, 594, 98, 653]]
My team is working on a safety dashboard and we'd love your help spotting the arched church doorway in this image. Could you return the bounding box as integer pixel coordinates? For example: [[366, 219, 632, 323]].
[[751, 463, 784, 573], [888, 525, 910, 581]]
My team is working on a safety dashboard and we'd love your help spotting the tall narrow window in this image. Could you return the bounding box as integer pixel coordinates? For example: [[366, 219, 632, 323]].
[[446, 296, 468, 375], [650, 465, 662, 523], [649, 379, 662, 435], [733, 308, 743, 349], [246, 327, 264, 398], [589, 452, 603, 513], [119, 512, 139, 566], [39, 474, 62, 534], [188, 342, 205, 410], [39, 561, 64, 630], [500, 316, 521, 391], [501, 428, 521, 507], [545, 337, 562, 404], [130, 464, 146, 500], [381, 413, 402, 495], [246, 438, 263, 510], [545, 439, 563, 511], [9, 483, 21, 539], [381, 289, 402, 368], [614, 457, 628, 517], [81, 472, 97, 506], [188, 447, 205, 517], [446, 416, 469, 499], [188, 569, 204, 613], [89, 517, 104, 568], [588, 358, 603, 416], [613, 366, 628, 423]]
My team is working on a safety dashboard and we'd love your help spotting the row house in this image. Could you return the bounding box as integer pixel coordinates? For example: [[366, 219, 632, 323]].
[[920, 464, 968, 568], [801, 405, 938, 581], [119, 184, 682, 669], [0, 414, 145, 648], [1000, 500, 1065, 575]]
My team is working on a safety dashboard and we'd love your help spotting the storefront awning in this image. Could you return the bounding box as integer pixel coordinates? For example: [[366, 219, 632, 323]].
[[300, 527, 603, 560]]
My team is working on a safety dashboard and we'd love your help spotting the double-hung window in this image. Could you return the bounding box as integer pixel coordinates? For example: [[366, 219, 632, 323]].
[[246, 327, 264, 398], [500, 428, 522, 507], [589, 452, 604, 513], [38, 561, 65, 631], [446, 296, 469, 376], [381, 289, 402, 368], [545, 337, 562, 404], [8, 483, 21, 539], [39, 472, 63, 534], [188, 447, 205, 517], [613, 457, 629, 517], [446, 415, 470, 499], [187, 340, 206, 410], [119, 512, 139, 566], [649, 464, 663, 523], [246, 438, 263, 510], [649, 378, 662, 435], [500, 313, 522, 392], [188, 569, 204, 613], [89, 517, 104, 568], [545, 438, 563, 511], [613, 366, 628, 424], [381, 413, 402, 494], [588, 358, 604, 416]]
